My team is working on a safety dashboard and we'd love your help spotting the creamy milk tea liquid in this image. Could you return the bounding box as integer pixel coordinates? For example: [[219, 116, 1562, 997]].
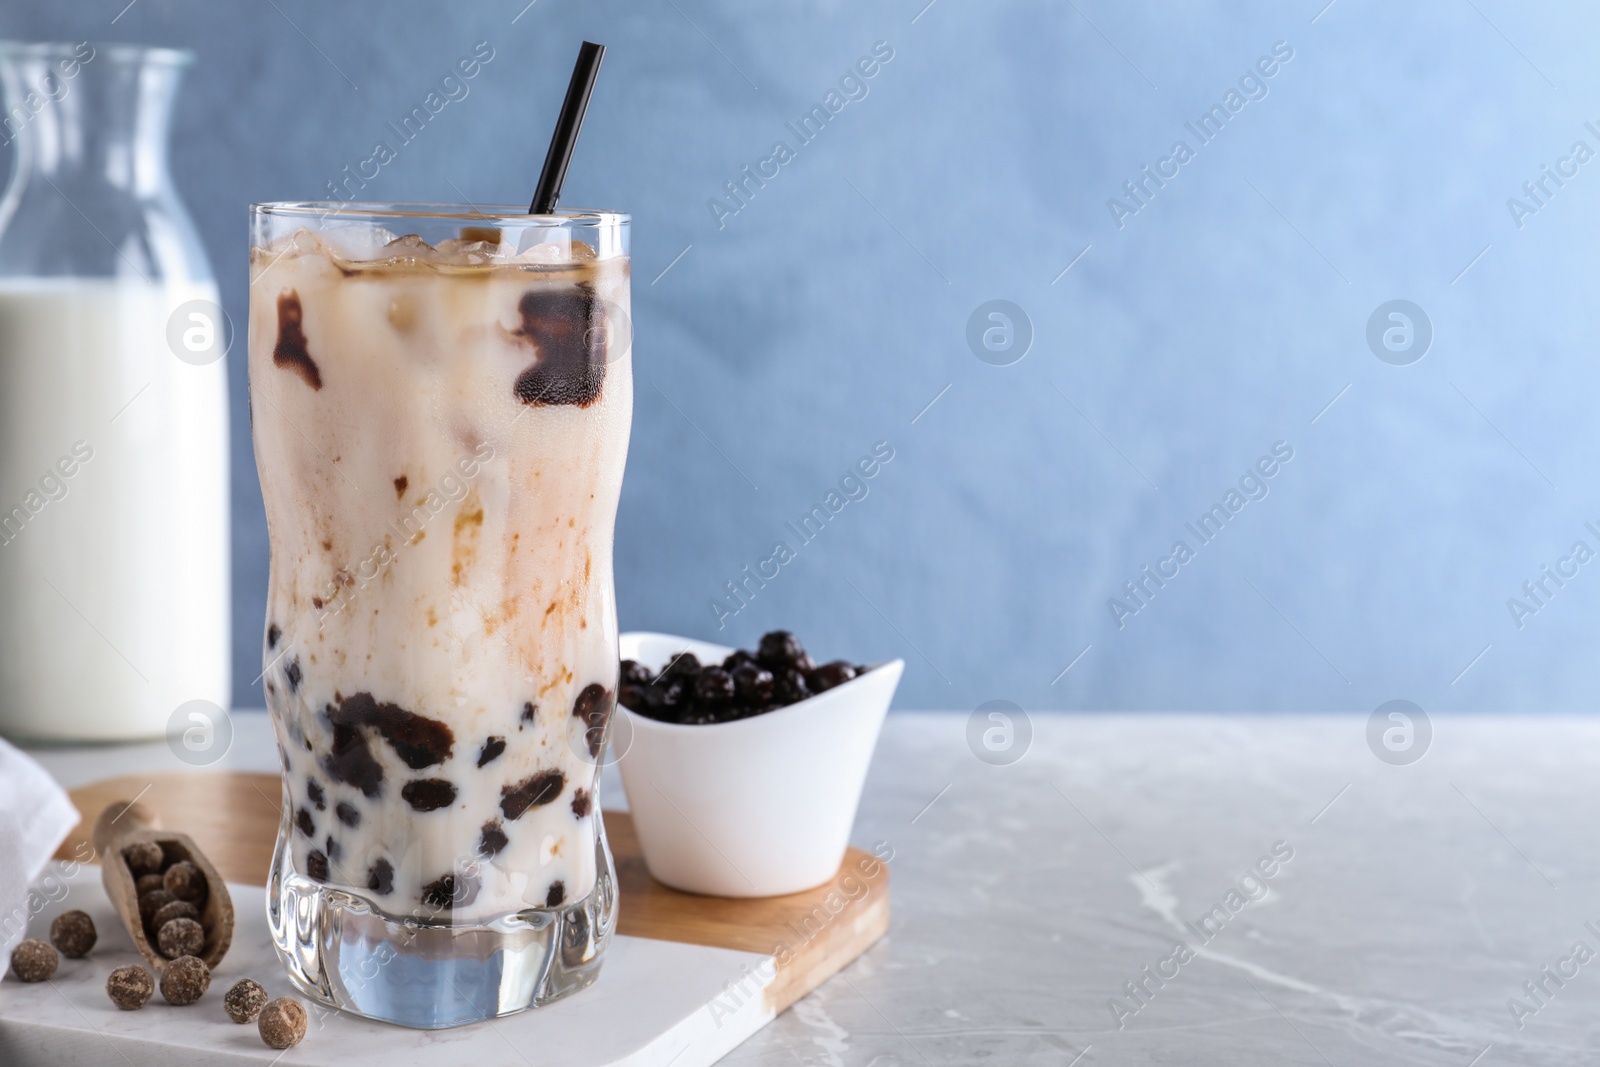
[[249, 206, 630, 1026]]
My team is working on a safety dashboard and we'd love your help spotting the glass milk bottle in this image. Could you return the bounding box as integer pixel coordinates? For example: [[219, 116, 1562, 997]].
[[0, 42, 229, 741]]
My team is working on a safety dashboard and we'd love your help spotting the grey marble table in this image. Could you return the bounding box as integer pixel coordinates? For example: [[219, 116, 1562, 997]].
[[26, 711, 1594, 1066]]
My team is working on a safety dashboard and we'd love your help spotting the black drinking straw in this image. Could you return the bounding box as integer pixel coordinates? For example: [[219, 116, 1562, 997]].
[[529, 41, 605, 214]]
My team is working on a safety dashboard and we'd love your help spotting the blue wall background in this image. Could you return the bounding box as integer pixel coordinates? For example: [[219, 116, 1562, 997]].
[[3, 0, 1598, 713]]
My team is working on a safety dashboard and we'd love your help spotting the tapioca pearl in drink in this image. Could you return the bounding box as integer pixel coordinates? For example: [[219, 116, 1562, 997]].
[[272, 290, 322, 390], [545, 881, 565, 908], [512, 284, 608, 407], [366, 859, 393, 895], [478, 821, 508, 857], [572, 683, 613, 758], [421, 872, 480, 911], [570, 788, 592, 818], [501, 770, 564, 820], [295, 808, 315, 838], [323, 721, 384, 796], [335, 801, 360, 828], [477, 736, 506, 767], [306, 850, 329, 883], [401, 778, 457, 812], [330, 692, 455, 768]]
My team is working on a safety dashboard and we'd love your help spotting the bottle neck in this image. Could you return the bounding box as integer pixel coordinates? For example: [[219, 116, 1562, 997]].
[[0, 44, 183, 199]]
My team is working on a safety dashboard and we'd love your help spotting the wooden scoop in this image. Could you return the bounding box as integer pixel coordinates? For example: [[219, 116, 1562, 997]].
[[92, 799, 234, 972]]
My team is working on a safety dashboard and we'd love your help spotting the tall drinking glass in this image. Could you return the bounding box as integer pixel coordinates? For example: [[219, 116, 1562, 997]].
[[248, 203, 630, 1028]]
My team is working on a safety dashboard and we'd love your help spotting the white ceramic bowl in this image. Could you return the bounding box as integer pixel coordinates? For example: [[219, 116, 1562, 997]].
[[615, 632, 902, 898]]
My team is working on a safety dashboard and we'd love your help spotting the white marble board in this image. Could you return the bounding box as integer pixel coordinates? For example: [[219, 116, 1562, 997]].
[[0, 866, 776, 1066]]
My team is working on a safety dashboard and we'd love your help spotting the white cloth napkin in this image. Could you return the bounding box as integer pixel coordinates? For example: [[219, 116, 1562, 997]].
[[0, 738, 79, 975]]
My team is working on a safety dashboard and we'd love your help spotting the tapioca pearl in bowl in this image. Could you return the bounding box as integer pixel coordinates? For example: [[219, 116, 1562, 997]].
[[616, 631, 901, 897]]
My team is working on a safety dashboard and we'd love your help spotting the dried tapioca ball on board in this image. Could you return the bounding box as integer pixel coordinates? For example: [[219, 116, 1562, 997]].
[[10, 939, 56, 982], [259, 997, 308, 1049], [49, 910, 97, 958], [107, 965, 154, 1010], [160, 955, 211, 1005], [224, 978, 270, 1023]]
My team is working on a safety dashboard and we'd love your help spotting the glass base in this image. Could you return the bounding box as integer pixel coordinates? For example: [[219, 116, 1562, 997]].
[[266, 813, 617, 1029]]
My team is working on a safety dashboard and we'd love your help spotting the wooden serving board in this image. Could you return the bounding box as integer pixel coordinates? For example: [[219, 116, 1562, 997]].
[[54, 772, 888, 1018]]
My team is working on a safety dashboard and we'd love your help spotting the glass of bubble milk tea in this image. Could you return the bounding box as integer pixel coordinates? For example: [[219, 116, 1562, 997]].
[[248, 202, 631, 1028]]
